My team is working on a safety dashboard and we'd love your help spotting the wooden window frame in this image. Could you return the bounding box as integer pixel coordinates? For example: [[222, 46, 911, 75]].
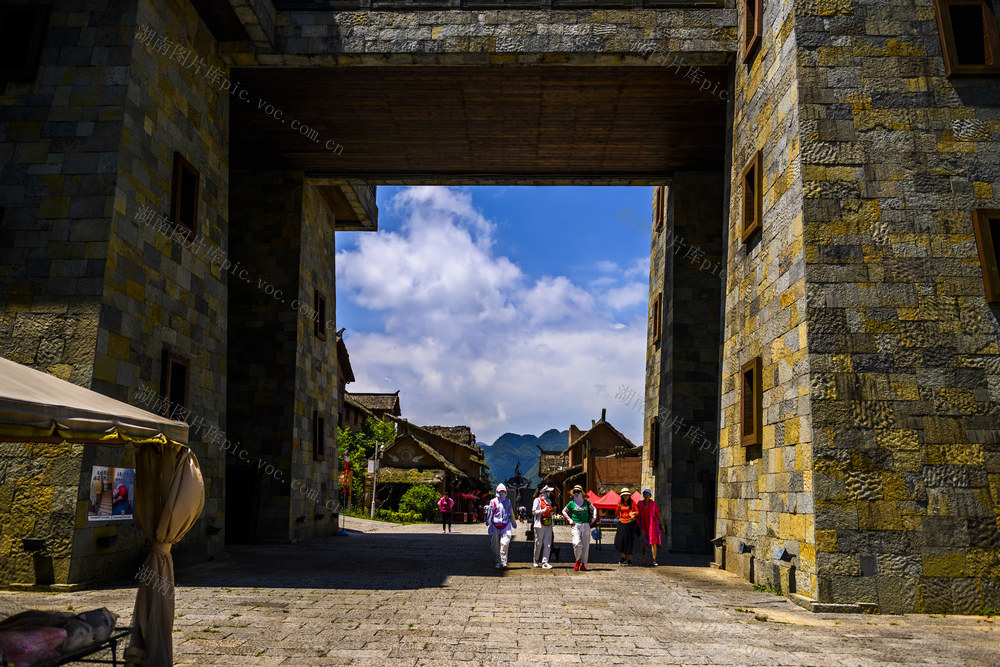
[[160, 351, 191, 419], [653, 186, 665, 231], [742, 0, 763, 65], [0, 6, 49, 82], [972, 208, 1000, 303], [741, 150, 763, 243], [314, 290, 327, 340], [313, 410, 326, 461], [170, 152, 200, 240], [740, 357, 762, 447], [649, 417, 660, 465], [651, 292, 663, 346], [933, 0, 1000, 77]]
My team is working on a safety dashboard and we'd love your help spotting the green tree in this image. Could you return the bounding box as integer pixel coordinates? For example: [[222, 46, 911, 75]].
[[337, 416, 395, 508], [398, 484, 439, 521]]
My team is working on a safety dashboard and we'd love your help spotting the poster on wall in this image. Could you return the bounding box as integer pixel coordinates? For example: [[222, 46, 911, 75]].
[[87, 466, 135, 521]]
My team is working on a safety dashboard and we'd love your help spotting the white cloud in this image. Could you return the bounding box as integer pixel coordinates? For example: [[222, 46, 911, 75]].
[[337, 187, 647, 446], [602, 282, 647, 311], [624, 257, 650, 279]]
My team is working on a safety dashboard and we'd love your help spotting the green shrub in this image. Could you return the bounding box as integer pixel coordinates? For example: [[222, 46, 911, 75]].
[[398, 484, 439, 521], [374, 509, 422, 524]]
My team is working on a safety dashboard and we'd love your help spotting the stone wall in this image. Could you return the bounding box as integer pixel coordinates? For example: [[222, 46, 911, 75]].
[[267, 8, 737, 65], [0, 0, 130, 585], [717, 0, 813, 594], [796, 0, 1000, 613], [227, 169, 304, 542], [642, 186, 670, 515], [96, 0, 232, 572], [667, 171, 726, 554], [643, 173, 726, 554], [289, 180, 340, 539]]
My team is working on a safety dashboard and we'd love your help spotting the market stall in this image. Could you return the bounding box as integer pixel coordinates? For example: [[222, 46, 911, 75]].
[[0, 355, 204, 667]]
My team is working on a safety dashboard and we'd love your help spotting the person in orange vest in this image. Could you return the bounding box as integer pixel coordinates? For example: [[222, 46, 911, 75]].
[[531, 486, 556, 569]]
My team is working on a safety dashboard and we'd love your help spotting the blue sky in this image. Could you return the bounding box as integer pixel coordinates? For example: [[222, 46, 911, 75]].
[[335, 186, 654, 447]]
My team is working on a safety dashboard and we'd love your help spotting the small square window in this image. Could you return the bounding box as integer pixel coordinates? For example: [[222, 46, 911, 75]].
[[170, 152, 199, 239], [934, 0, 1000, 76], [972, 208, 1000, 303], [651, 292, 663, 346], [742, 0, 763, 65], [649, 417, 660, 465], [313, 410, 326, 461], [653, 186, 665, 231], [0, 6, 49, 82], [160, 351, 190, 419], [740, 357, 762, 447], [314, 290, 327, 340], [741, 150, 763, 243]]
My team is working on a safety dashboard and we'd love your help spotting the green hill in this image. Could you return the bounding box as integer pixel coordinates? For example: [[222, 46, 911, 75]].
[[482, 429, 568, 488]]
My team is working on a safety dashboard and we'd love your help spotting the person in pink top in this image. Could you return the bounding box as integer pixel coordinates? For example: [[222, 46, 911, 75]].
[[637, 489, 665, 566], [438, 493, 455, 533]]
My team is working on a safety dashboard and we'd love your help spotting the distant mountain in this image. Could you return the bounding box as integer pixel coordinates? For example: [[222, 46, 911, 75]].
[[482, 429, 569, 488]]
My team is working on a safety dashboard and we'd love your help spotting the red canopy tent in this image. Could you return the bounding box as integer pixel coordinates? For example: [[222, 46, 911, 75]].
[[585, 490, 601, 504], [592, 491, 620, 510], [592, 491, 643, 510]]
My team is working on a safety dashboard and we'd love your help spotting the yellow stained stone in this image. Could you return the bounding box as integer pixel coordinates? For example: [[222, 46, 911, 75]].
[[816, 529, 837, 552], [763, 424, 775, 449], [39, 197, 71, 219], [125, 279, 144, 302], [108, 331, 129, 361], [789, 513, 806, 541], [799, 542, 816, 569], [922, 552, 965, 577], [966, 549, 1000, 575], [785, 419, 800, 446], [92, 355, 116, 383]]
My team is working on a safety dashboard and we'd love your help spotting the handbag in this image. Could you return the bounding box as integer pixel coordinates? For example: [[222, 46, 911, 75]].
[[490, 500, 508, 530]]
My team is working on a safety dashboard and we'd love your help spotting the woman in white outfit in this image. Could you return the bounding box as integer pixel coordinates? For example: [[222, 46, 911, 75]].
[[485, 483, 517, 569], [532, 486, 556, 569]]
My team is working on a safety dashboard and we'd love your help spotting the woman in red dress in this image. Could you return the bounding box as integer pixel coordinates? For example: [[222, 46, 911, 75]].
[[636, 489, 665, 566]]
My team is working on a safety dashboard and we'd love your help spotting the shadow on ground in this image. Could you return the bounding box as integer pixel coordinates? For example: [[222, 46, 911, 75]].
[[170, 528, 712, 590]]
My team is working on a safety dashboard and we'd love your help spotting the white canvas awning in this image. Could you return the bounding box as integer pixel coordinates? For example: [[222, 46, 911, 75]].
[[0, 356, 188, 446], [0, 355, 202, 666]]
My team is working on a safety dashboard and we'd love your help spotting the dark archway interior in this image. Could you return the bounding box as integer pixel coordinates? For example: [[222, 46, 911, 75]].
[[230, 65, 729, 180]]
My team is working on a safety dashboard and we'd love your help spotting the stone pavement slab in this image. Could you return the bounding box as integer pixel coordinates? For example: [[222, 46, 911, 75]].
[[2, 521, 998, 665]]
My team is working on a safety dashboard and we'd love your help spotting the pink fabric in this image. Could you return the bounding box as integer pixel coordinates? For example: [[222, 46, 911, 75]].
[[0, 627, 67, 667], [438, 497, 454, 512], [637, 499, 662, 546]]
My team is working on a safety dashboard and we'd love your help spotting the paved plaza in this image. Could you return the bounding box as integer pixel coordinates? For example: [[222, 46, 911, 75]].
[[2, 519, 998, 666]]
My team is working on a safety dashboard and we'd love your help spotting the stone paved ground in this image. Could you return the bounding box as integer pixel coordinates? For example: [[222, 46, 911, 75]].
[[3, 519, 999, 665]]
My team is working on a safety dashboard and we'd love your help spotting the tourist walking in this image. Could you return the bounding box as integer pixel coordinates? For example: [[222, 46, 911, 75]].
[[561, 484, 597, 571], [637, 489, 665, 566], [438, 492, 455, 533], [531, 485, 556, 569], [614, 488, 639, 565], [485, 483, 516, 569]]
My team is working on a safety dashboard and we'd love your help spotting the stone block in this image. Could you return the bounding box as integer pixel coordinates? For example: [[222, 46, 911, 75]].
[[876, 576, 918, 613], [922, 516, 969, 548], [919, 578, 954, 613]]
